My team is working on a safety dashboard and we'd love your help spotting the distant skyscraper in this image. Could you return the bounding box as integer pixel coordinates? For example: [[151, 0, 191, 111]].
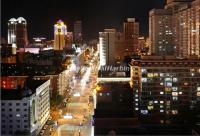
[[74, 21, 82, 44], [8, 18, 17, 44], [54, 20, 67, 50], [123, 18, 139, 55], [7, 17, 28, 48], [99, 29, 116, 66]]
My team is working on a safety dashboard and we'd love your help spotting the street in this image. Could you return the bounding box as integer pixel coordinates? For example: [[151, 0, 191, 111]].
[[51, 51, 98, 136]]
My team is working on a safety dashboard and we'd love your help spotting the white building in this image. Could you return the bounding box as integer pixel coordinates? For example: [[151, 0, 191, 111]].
[[1, 79, 50, 136], [99, 29, 116, 66]]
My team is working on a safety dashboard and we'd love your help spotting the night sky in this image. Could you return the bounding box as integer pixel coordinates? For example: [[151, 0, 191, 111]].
[[2, 0, 165, 41]]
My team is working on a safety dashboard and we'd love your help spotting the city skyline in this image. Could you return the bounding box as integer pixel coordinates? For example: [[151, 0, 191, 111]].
[[2, 0, 165, 40], [1, 0, 200, 135]]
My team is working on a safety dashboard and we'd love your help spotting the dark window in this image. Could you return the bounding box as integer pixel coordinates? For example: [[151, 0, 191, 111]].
[[1, 103, 5, 106], [2, 108, 5, 111], [24, 125, 28, 128], [16, 120, 20, 123], [9, 131, 12, 134], [9, 125, 13, 128], [24, 109, 27, 111], [9, 120, 13, 123], [16, 103, 20, 106], [2, 125, 5, 128], [9, 114, 12, 117], [23, 103, 27, 106], [24, 114, 27, 117], [1, 131, 5, 134], [24, 120, 28, 123], [2, 120, 5, 123], [16, 109, 20, 112], [17, 125, 20, 128], [9, 103, 12, 106], [9, 109, 12, 111], [2, 114, 5, 117]]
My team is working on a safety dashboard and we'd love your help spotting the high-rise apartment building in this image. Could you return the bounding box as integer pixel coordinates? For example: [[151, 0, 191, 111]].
[[99, 29, 116, 66], [54, 20, 67, 50], [149, 9, 174, 55], [149, 0, 200, 58], [130, 56, 200, 123], [8, 17, 28, 48], [74, 21, 82, 44], [123, 18, 139, 55]]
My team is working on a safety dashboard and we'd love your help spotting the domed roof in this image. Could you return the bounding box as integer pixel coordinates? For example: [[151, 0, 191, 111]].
[[17, 17, 27, 23], [9, 18, 17, 22]]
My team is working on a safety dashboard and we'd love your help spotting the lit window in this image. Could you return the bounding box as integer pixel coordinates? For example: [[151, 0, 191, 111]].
[[166, 82, 172, 87], [135, 94, 138, 97], [148, 106, 154, 110], [160, 110, 164, 113], [160, 73, 164, 77], [197, 87, 200, 91], [160, 101, 164, 104], [147, 73, 154, 78], [173, 97, 178, 101], [172, 110, 178, 115], [141, 69, 147, 73], [160, 105, 164, 108], [16, 114, 20, 117], [160, 120, 164, 124], [149, 101, 153, 105], [142, 78, 147, 83], [172, 92, 178, 96], [135, 103, 138, 106], [154, 101, 158, 104], [179, 92, 183, 95], [160, 92, 164, 95], [160, 82, 164, 86], [141, 110, 148, 115], [173, 78, 178, 82], [165, 88, 172, 92], [135, 99, 138, 102], [165, 78, 172, 82], [172, 87, 178, 91], [135, 108, 139, 111], [197, 92, 200, 97], [99, 93, 102, 96], [154, 73, 159, 77]]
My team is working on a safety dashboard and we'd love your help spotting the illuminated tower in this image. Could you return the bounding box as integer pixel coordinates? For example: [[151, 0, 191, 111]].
[[8, 18, 17, 44], [8, 17, 28, 49], [54, 20, 67, 50]]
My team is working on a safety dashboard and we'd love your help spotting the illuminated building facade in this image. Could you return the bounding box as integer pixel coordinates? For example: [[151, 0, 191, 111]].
[[8, 18, 17, 44], [149, 9, 174, 55], [1, 79, 50, 136], [149, 0, 200, 57], [99, 29, 116, 66], [123, 18, 139, 55], [130, 57, 200, 123], [8, 17, 28, 48], [54, 20, 67, 50], [73, 21, 82, 44]]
